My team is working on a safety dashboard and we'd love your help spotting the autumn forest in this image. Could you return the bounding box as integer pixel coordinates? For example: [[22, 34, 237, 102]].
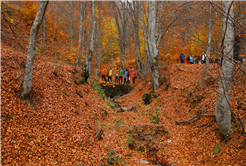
[[1, 1, 246, 165]]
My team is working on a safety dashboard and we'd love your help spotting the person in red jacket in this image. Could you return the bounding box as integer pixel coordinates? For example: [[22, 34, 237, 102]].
[[132, 70, 137, 84], [186, 56, 190, 64], [100, 65, 107, 82]]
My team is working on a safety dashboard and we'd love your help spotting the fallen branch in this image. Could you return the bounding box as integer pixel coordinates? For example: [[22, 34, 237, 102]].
[[1, 61, 19, 71], [196, 119, 215, 128], [2, 11, 25, 50], [237, 114, 246, 135], [133, 134, 165, 150], [162, 109, 215, 125]]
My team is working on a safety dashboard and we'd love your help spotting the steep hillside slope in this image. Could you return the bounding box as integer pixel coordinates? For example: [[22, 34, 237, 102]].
[[118, 63, 246, 165], [1, 2, 246, 165]]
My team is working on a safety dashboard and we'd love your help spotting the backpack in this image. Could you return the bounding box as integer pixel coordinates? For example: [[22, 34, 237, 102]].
[[134, 73, 137, 78]]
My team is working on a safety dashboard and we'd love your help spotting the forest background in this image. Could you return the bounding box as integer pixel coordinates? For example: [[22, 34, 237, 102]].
[[3, 1, 246, 71], [1, 1, 246, 165]]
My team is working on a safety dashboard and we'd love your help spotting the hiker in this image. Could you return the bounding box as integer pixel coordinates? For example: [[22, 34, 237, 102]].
[[194, 55, 198, 64], [186, 56, 190, 64], [197, 55, 201, 64], [127, 70, 130, 84], [108, 67, 113, 83], [124, 69, 128, 84], [132, 70, 137, 84], [100, 65, 107, 82], [190, 55, 194, 64], [201, 52, 206, 64], [119, 67, 124, 84], [179, 53, 185, 64], [115, 67, 119, 84]]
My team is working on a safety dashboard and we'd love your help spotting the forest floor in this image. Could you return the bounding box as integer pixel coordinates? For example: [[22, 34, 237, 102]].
[[1, 42, 246, 166], [1, 2, 246, 165]]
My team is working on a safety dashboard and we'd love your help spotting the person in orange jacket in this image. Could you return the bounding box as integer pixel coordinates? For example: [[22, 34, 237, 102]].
[[100, 65, 107, 82]]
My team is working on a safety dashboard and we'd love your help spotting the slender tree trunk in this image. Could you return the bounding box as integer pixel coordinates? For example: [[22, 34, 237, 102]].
[[114, 1, 127, 69], [215, 0, 234, 141], [95, 2, 102, 78], [22, 1, 48, 99], [147, 1, 159, 92], [122, 1, 127, 69], [141, 1, 149, 65], [70, 1, 74, 58], [82, 4, 87, 68], [41, 16, 46, 49], [141, 1, 150, 85], [155, 1, 163, 48], [76, 2, 84, 68], [206, 1, 212, 75], [86, 0, 96, 73], [133, 1, 143, 75]]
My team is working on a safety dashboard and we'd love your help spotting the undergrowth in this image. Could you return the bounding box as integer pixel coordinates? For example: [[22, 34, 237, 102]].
[[89, 79, 115, 107]]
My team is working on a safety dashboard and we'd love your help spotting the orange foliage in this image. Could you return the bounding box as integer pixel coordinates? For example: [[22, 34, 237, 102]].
[[1, 2, 246, 165]]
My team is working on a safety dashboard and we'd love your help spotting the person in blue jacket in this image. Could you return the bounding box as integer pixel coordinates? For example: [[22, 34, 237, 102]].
[[179, 53, 185, 63], [190, 55, 194, 64], [124, 69, 128, 84]]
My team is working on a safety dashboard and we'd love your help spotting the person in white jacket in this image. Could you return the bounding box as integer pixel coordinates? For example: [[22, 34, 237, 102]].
[[201, 52, 206, 64]]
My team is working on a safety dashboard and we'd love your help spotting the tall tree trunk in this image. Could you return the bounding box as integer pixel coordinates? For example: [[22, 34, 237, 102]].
[[141, 1, 150, 87], [147, 1, 159, 92], [215, 0, 234, 141], [155, 1, 163, 64], [86, 0, 96, 73], [95, 2, 102, 78], [141, 1, 149, 66], [76, 2, 84, 68], [22, 1, 48, 99], [205, 2, 212, 75], [114, 1, 127, 69], [70, 1, 74, 58], [129, 1, 143, 74], [41, 16, 46, 49], [82, 3, 87, 68]]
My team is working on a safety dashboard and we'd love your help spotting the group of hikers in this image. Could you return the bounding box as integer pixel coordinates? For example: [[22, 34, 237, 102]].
[[179, 36, 244, 65], [100, 65, 137, 85], [179, 52, 207, 64]]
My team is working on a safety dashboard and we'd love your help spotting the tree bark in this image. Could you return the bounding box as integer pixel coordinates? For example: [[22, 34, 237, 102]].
[[22, 1, 49, 99], [41, 15, 46, 49], [70, 1, 74, 58], [95, 2, 102, 78], [141, 1, 149, 67], [114, 1, 127, 69], [129, 1, 143, 74], [76, 2, 84, 68], [205, 2, 212, 75], [215, 0, 234, 141], [86, 0, 96, 73], [147, 1, 159, 92]]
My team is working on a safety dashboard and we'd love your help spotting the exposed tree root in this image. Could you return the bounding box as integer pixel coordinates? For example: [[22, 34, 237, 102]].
[[162, 109, 215, 125]]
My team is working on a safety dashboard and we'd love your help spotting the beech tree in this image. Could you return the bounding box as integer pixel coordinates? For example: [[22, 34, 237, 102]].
[[22, 1, 49, 99], [86, 0, 96, 73], [215, 0, 234, 141], [41, 15, 46, 49], [205, 1, 212, 75], [141, 1, 159, 92], [70, 1, 74, 57], [76, 2, 85, 68], [114, 1, 127, 69], [128, 1, 143, 75], [95, 2, 102, 78]]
